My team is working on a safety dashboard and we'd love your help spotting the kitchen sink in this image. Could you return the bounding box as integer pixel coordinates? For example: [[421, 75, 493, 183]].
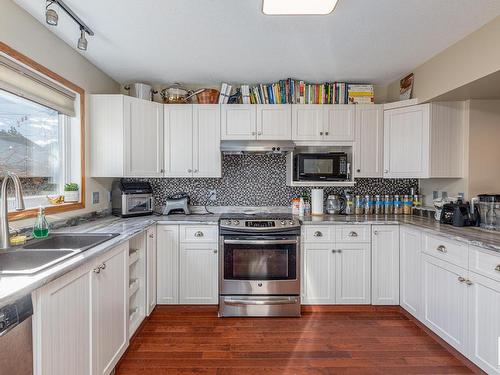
[[0, 233, 119, 275], [23, 233, 119, 252]]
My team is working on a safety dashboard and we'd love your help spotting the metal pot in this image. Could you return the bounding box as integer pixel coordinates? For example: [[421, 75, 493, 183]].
[[160, 83, 204, 104]]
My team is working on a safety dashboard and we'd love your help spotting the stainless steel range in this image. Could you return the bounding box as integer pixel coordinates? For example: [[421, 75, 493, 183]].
[[218, 213, 301, 317]]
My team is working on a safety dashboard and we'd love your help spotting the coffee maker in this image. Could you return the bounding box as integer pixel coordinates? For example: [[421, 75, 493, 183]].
[[440, 199, 479, 227]]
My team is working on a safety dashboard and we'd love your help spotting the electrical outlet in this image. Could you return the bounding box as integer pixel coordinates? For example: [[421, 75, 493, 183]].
[[92, 192, 100, 204], [208, 189, 217, 201]]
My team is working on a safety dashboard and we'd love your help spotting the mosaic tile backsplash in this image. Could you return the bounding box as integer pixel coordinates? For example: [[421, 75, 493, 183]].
[[139, 154, 418, 207]]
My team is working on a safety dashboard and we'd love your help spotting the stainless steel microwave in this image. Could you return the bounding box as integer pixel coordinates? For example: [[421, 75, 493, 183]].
[[293, 152, 349, 181]]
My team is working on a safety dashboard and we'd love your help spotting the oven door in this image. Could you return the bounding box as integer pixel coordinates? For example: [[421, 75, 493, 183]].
[[220, 236, 300, 295]]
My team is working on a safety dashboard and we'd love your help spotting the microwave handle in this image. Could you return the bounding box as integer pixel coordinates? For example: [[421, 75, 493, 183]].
[[149, 196, 154, 211]]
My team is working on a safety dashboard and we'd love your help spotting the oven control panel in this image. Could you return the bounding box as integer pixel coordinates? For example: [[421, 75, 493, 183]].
[[220, 218, 299, 230]]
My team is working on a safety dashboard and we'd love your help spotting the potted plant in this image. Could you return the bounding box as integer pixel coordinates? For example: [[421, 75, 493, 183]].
[[63, 183, 80, 203]]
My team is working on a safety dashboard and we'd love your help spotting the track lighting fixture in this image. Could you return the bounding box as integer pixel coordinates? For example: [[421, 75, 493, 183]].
[[43, 0, 94, 51], [45, 1, 58, 26]]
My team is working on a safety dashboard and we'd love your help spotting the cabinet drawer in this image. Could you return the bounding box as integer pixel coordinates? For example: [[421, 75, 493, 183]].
[[422, 234, 468, 268], [180, 225, 218, 242], [303, 226, 334, 242], [469, 246, 500, 283], [336, 225, 370, 243]]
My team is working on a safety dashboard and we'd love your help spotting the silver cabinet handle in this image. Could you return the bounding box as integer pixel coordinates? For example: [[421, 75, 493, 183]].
[[194, 231, 204, 237], [100, 263, 106, 270], [495, 265, 500, 272], [384, 170, 389, 173], [224, 297, 298, 306], [93, 266, 101, 274], [213, 249, 218, 254], [313, 231, 323, 237], [348, 231, 358, 237], [437, 245, 447, 253], [331, 249, 336, 253], [465, 279, 473, 286], [194, 169, 199, 173], [458, 276, 466, 283], [319, 132, 323, 135], [187, 169, 192, 173], [224, 239, 297, 245], [325, 131, 329, 136]]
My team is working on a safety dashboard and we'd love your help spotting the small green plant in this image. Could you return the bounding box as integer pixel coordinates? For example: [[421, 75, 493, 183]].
[[64, 183, 79, 191]]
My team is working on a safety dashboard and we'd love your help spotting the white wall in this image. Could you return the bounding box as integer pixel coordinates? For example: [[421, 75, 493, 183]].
[[0, 0, 120, 228]]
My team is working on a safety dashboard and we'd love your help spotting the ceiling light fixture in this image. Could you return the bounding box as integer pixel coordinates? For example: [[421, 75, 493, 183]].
[[45, 1, 58, 26], [43, 0, 94, 51], [262, 0, 339, 15]]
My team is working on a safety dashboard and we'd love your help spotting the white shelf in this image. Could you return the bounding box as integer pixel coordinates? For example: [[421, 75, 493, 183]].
[[129, 278, 140, 298], [128, 250, 139, 266]]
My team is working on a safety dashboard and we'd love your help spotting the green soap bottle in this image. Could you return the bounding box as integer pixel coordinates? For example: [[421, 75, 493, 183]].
[[33, 207, 50, 238]]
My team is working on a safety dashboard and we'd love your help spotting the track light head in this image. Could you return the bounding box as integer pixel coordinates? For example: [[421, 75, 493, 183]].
[[77, 28, 88, 51], [45, 3, 58, 26]]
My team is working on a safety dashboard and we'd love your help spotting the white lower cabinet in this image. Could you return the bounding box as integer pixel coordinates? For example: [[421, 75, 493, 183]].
[[33, 242, 129, 375], [157, 224, 219, 305], [146, 226, 157, 315], [302, 244, 335, 304], [422, 254, 469, 354], [399, 226, 422, 318], [467, 271, 500, 374], [371, 225, 399, 305], [179, 243, 219, 304], [335, 243, 371, 304]]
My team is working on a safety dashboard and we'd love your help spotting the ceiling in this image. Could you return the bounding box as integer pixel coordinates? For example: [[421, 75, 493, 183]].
[[13, 0, 500, 86]]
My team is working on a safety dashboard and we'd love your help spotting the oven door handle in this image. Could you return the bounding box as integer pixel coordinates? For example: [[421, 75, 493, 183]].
[[223, 239, 298, 245], [224, 297, 299, 306]]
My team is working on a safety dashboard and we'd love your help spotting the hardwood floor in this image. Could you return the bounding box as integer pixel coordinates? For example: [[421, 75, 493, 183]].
[[115, 306, 482, 375]]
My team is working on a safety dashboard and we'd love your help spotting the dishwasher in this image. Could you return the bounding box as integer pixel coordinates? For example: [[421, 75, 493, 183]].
[[0, 295, 33, 375]]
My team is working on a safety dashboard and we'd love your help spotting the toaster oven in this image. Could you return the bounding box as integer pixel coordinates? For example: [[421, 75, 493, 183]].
[[111, 179, 154, 218]]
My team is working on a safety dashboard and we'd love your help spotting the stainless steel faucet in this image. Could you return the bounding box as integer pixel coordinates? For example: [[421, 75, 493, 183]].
[[0, 172, 25, 249]]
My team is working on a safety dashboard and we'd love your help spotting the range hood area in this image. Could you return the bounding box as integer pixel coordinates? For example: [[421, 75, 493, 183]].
[[220, 140, 295, 154]]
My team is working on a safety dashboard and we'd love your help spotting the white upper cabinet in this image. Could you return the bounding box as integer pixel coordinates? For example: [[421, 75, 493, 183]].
[[292, 105, 324, 141], [221, 104, 292, 140], [164, 105, 221, 178], [193, 105, 221, 177], [323, 105, 355, 141], [221, 104, 257, 140], [371, 225, 399, 305], [292, 105, 355, 142], [383, 102, 465, 179], [256, 104, 292, 140], [355, 105, 384, 177], [164, 105, 193, 177], [90, 95, 164, 177]]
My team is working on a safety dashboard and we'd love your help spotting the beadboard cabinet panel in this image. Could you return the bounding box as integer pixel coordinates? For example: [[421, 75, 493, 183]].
[[400, 226, 423, 318], [354, 105, 384, 177], [256, 104, 292, 140], [302, 244, 335, 304], [323, 105, 355, 141], [292, 105, 324, 141], [163, 105, 194, 177], [221, 105, 257, 140], [193, 105, 222, 177], [156, 225, 179, 304], [335, 243, 371, 304]]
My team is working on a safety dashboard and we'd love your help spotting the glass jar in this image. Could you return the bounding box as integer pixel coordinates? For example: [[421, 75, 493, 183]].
[[403, 195, 413, 215], [413, 194, 423, 207], [345, 193, 354, 215], [384, 195, 394, 215], [393, 195, 403, 215], [374, 195, 383, 215], [364, 195, 374, 215], [354, 195, 364, 215]]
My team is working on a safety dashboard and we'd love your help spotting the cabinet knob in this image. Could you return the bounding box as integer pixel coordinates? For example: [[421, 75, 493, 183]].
[[458, 276, 466, 283], [313, 231, 323, 237], [319, 132, 323, 136], [348, 231, 358, 237], [436, 245, 447, 253], [257, 131, 262, 135], [356, 169, 361, 173], [213, 249, 218, 254], [373, 230, 378, 235], [101, 263, 106, 270], [331, 249, 336, 253], [495, 265, 500, 272], [252, 131, 256, 136], [187, 169, 192, 173], [384, 170, 389, 173], [194, 231, 204, 237], [93, 267, 101, 274], [149, 234, 154, 239], [194, 169, 199, 173], [337, 249, 342, 253], [325, 131, 329, 136], [160, 169, 165, 173], [465, 279, 473, 286]]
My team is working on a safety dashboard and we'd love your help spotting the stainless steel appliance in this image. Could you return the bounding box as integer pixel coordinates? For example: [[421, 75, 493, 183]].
[[440, 199, 479, 227], [219, 213, 301, 317], [293, 152, 349, 182], [0, 295, 33, 375], [477, 194, 500, 231], [111, 179, 154, 218], [163, 193, 190, 215]]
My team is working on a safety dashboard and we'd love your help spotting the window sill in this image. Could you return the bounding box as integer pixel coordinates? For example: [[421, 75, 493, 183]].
[[8, 202, 85, 221]]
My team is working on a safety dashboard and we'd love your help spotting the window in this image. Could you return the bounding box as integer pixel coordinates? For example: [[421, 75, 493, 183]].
[[0, 43, 85, 219]]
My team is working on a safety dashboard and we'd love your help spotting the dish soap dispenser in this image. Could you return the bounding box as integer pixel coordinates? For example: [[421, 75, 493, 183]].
[[33, 207, 49, 238]]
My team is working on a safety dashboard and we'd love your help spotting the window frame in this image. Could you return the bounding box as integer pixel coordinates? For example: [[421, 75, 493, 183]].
[[1, 42, 86, 220]]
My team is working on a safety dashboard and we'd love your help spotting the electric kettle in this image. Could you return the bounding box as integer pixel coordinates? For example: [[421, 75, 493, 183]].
[[326, 195, 346, 215]]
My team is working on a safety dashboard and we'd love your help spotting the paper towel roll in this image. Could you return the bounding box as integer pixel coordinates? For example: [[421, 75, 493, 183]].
[[311, 189, 324, 215]]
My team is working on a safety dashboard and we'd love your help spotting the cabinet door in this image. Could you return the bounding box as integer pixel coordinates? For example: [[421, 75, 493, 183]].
[[400, 226, 422, 318], [92, 243, 129, 375], [179, 243, 219, 304], [372, 225, 400, 305], [302, 244, 335, 304], [323, 105, 355, 141], [422, 254, 468, 353], [291, 105, 324, 141], [256, 104, 292, 140], [354, 105, 383, 177], [220, 104, 256, 140], [156, 225, 179, 304], [146, 226, 157, 316], [193, 105, 221, 177], [164, 105, 193, 177], [124, 97, 164, 177], [384, 104, 430, 178], [335, 243, 371, 304], [468, 272, 500, 375], [33, 264, 92, 375]]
